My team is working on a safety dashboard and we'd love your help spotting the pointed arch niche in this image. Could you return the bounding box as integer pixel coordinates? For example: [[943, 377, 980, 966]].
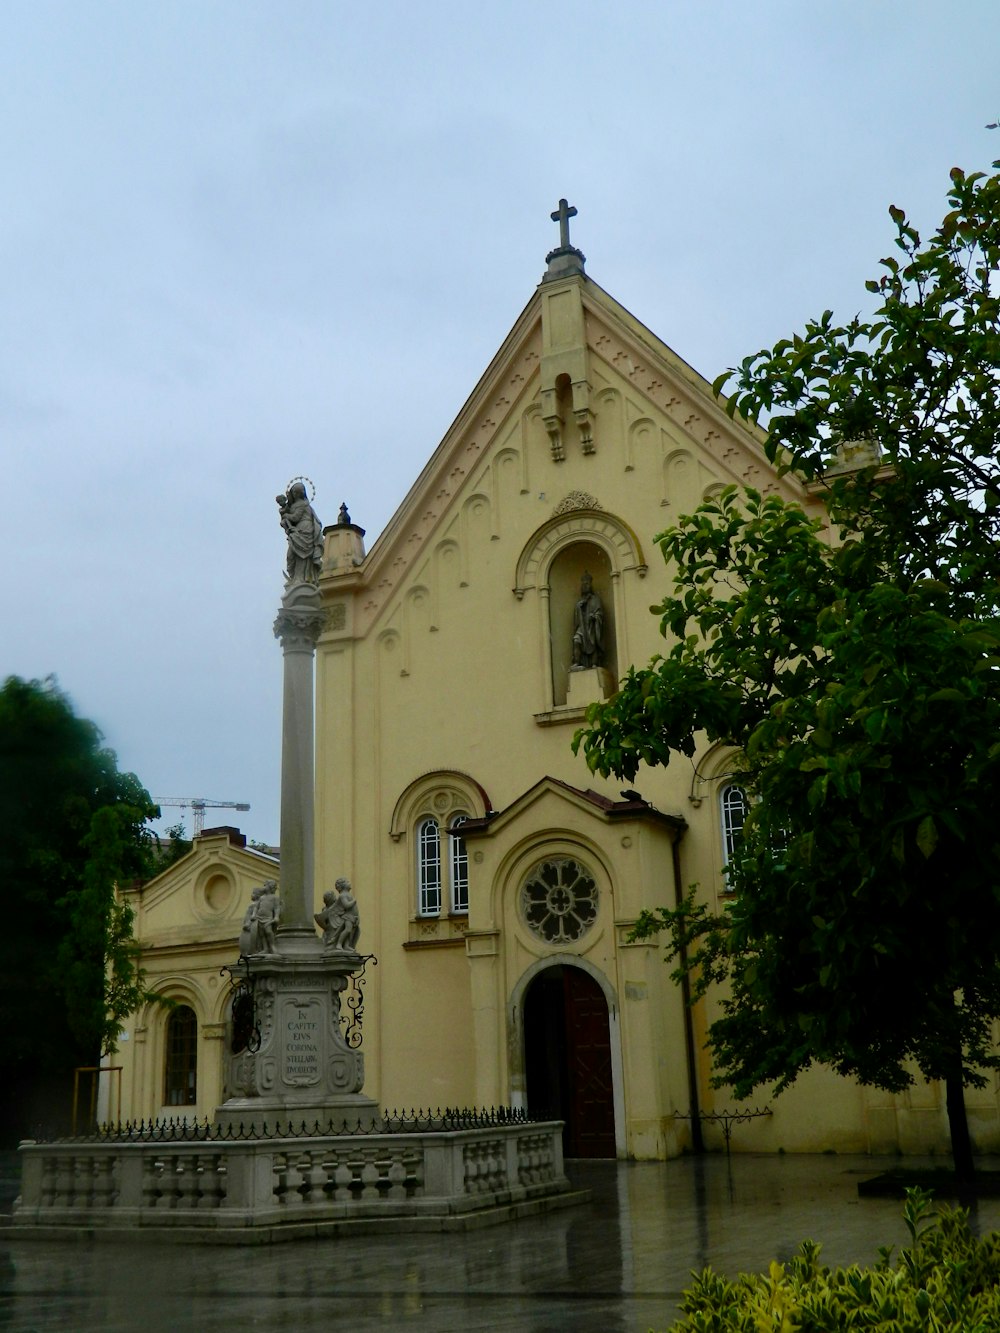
[[513, 508, 647, 721]]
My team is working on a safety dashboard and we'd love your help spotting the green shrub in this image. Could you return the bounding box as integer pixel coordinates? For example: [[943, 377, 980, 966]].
[[668, 1191, 1000, 1331]]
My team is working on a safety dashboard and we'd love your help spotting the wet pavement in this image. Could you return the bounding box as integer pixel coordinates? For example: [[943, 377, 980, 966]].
[[4, 1153, 1000, 1332]]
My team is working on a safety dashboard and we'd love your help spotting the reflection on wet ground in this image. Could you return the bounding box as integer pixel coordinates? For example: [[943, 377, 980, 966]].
[[4, 1153, 1000, 1332]]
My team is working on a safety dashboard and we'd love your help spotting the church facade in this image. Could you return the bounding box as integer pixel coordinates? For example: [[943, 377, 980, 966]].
[[114, 212, 1000, 1158]]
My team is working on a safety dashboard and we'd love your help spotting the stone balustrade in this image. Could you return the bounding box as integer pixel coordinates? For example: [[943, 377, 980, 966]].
[[14, 1120, 573, 1235]]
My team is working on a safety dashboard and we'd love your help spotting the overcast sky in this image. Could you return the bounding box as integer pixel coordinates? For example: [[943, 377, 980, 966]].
[[4, 1, 998, 845]]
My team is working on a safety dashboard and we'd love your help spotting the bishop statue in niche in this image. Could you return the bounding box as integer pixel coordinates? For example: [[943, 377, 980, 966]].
[[570, 571, 604, 670]]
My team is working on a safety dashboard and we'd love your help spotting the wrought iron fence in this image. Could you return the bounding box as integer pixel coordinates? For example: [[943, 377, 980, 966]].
[[27, 1104, 547, 1145], [674, 1105, 772, 1154]]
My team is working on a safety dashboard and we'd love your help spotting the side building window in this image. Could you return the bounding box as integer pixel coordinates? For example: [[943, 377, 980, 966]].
[[416, 811, 470, 916], [720, 783, 750, 888], [164, 1005, 198, 1106]]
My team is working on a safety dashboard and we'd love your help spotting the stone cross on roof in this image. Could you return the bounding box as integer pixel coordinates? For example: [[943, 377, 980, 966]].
[[543, 197, 586, 282], [551, 198, 577, 250]]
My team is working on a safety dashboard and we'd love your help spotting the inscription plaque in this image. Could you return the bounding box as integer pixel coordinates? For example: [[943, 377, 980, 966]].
[[282, 997, 323, 1087]]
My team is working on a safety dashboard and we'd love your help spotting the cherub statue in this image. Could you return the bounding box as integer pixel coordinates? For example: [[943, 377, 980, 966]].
[[239, 886, 263, 956], [254, 879, 281, 954], [314, 877, 360, 950]]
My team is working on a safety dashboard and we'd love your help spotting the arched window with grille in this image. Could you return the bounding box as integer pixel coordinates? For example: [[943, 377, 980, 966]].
[[164, 1005, 198, 1107], [449, 814, 469, 914], [720, 783, 750, 888], [417, 817, 442, 916], [391, 772, 487, 927]]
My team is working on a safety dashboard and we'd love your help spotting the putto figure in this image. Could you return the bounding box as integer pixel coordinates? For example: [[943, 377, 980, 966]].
[[571, 571, 604, 669], [254, 879, 281, 954], [239, 885, 263, 956], [314, 877, 360, 951], [276, 481, 323, 586]]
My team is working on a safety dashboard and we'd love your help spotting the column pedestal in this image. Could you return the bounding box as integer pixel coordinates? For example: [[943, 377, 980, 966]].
[[217, 939, 379, 1132]]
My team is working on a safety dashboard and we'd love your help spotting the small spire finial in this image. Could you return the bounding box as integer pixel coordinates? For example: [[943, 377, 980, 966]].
[[543, 198, 586, 282]]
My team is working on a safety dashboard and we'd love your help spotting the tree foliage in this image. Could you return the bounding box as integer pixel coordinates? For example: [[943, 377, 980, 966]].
[[0, 676, 159, 1136], [158, 821, 193, 869], [574, 160, 1000, 1173]]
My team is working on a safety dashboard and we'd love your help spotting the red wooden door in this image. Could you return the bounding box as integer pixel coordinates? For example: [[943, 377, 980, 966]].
[[563, 967, 616, 1157]]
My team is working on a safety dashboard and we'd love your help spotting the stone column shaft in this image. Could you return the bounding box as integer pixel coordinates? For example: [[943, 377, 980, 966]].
[[273, 586, 325, 935], [280, 637, 314, 930]]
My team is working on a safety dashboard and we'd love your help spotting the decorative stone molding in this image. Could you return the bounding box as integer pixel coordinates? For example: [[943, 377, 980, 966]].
[[273, 604, 326, 652], [389, 770, 490, 842], [520, 858, 599, 945], [513, 511, 646, 599], [551, 491, 602, 517]]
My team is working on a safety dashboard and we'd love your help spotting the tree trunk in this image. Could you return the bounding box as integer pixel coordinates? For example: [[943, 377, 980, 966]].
[[944, 1064, 975, 1183]]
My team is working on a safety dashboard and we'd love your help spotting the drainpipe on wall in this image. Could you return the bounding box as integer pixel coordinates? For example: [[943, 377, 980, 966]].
[[672, 826, 704, 1154]]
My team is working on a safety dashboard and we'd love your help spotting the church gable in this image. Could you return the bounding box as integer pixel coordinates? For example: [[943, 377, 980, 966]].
[[126, 831, 276, 949], [321, 257, 807, 663], [314, 228, 823, 805]]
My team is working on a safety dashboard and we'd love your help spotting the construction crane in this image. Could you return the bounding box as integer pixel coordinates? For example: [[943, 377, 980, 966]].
[[155, 797, 251, 837]]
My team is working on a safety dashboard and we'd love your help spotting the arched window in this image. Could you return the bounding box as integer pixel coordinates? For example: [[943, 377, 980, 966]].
[[164, 1005, 198, 1107], [417, 818, 442, 916], [449, 814, 469, 914], [391, 771, 487, 927], [720, 784, 750, 887], [418, 814, 471, 916]]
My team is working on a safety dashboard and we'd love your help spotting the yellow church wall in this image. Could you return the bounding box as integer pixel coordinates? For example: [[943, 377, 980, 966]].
[[376, 945, 477, 1111]]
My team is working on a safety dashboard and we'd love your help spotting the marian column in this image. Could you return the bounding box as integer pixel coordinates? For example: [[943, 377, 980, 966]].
[[214, 480, 378, 1132]]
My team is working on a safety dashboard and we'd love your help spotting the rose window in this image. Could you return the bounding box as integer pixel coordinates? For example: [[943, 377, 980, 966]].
[[520, 858, 598, 944]]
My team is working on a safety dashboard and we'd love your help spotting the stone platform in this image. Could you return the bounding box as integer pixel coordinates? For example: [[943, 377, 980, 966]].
[[12, 1112, 581, 1242]]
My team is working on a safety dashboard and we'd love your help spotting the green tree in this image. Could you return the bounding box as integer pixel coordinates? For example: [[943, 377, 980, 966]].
[[0, 676, 159, 1139], [158, 821, 193, 868], [58, 801, 161, 1061], [575, 159, 1000, 1180]]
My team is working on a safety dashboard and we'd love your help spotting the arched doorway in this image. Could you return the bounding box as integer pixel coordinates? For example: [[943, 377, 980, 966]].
[[523, 964, 616, 1157]]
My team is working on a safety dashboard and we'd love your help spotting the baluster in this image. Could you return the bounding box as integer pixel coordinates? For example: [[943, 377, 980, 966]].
[[196, 1154, 225, 1209], [282, 1154, 305, 1206], [387, 1154, 407, 1201], [53, 1155, 74, 1208], [141, 1155, 163, 1209], [174, 1153, 200, 1209], [306, 1155, 327, 1205], [93, 1153, 116, 1208], [332, 1157, 353, 1202], [359, 1150, 379, 1200], [39, 1157, 58, 1209]]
